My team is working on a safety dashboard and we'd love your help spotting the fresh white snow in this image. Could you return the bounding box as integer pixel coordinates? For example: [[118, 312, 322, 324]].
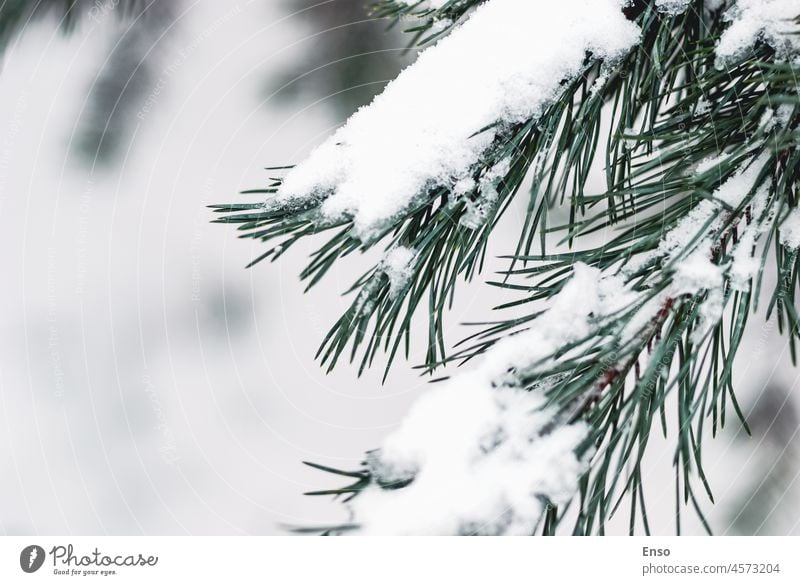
[[274, 0, 793, 535], [658, 155, 770, 340], [349, 153, 774, 534], [656, 0, 692, 14], [780, 207, 800, 249], [729, 183, 771, 290], [272, 0, 640, 239], [354, 380, 589, 535], [351, 265, 613, 535], [716, 0, 800, 62], [381, 246, 417, 299]]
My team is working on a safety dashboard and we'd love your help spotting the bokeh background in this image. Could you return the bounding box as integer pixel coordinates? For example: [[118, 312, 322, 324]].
[[0, 0, 797, 535]]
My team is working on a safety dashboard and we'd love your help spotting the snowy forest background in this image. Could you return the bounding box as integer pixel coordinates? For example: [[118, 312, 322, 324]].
[[0, 0, 798, 535]]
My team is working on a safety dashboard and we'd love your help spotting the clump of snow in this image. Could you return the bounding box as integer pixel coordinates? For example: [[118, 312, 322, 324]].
[[729, 184, 771, 290], [656, 0, 692, 14], [458, 158, 510, 229], [696, 287, 726, 340], [775, 103, 795, 127], [351, 264, 617, 535], [659, 155, 767, 258], [481, 263, 637, 384], [588, 70, 610, 98], [352, 274, 382, 317], [676, 249, 726, 340], [381, 246, 417, 299], [695, 97, 712, 115], [695, 152, 732, 175], [658, 156, 769, 338], [621, 156, 771, 344], [674, 249, 725, 294], [613, 156, 769, 340], [756, 103, 795, 133], [780, 207, 800, 249], [729, 233, 761, 288], [716, 0, 800, 63], [273, 0, 640, 239], [353, 380, 588, 535]]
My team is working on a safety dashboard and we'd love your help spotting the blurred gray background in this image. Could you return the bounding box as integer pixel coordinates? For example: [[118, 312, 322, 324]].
[[0, 0, 797, 535]]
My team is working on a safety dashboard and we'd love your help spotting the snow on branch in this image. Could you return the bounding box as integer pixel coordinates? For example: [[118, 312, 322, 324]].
[[346, 154, 773, 535], [350, 265, 609, 535], [271, 0, 640, 239], [716, 0, 800, 62], [195, 0, 800, 538], [654, 0, 692, 14]]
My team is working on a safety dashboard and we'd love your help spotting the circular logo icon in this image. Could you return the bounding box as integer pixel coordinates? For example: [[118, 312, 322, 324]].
[[20, 545, 45, 573]]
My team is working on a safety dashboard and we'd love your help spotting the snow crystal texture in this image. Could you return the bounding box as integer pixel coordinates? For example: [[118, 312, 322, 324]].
[[716, 0, 800, 61], [286, 0, 790, 536], [382, 246, 417, 299], [349, 153, 773, 534], [351, 266, 615, 535], [780, 207, 800, 249], [274, 0, 640, 238], [655, 0, 692, 14]]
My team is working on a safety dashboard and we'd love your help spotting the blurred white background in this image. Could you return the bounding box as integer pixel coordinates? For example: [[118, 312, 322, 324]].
[[0, 0, 797, 535]]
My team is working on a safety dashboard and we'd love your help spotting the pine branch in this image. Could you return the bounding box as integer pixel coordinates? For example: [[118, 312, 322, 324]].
[[215, 0, 800, 534]]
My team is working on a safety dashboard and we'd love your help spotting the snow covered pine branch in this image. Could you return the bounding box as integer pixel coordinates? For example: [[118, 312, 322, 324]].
[[214, 0, 800, 534]]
